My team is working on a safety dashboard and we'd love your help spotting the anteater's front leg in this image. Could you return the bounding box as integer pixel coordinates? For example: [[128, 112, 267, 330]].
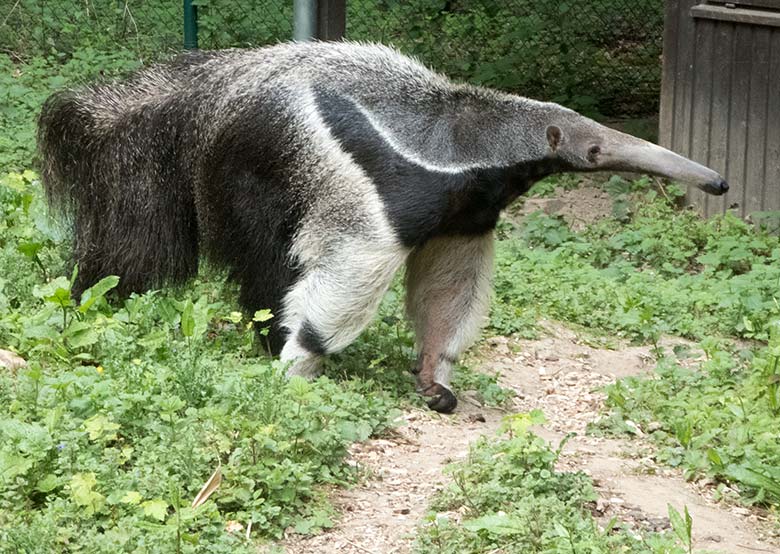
[[405, 233, 494, 413], [280, 236, 409, 379]]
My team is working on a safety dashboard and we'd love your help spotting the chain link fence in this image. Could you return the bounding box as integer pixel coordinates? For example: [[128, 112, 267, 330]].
[[0, 1, 292, 59], [347, 0, 664, 116], [0, 0, 663, 116], [0, 1, 184, 59]]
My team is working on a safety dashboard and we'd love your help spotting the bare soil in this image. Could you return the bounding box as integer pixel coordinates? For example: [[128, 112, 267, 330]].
[[277, 322, 779, 554], [514, 183, 616, 231]]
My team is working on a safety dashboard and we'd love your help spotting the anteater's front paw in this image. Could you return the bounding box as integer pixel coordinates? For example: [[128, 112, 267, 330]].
[[420, 383, 458, 414]]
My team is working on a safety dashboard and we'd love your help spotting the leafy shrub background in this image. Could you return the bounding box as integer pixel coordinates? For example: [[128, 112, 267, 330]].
[[348, 0, 663, 115], [0, 0, 663, 116]]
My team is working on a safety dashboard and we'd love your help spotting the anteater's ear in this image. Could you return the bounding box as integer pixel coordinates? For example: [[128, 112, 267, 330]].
[[546, 125, 562, 152]]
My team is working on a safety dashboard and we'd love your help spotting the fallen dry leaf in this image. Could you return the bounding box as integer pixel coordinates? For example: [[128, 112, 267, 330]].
[[191, 465, 222, 509], [0, 349, 26, 371]]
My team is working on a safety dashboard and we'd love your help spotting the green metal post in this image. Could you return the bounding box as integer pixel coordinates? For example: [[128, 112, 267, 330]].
[[184, 0, 198, 49], [294, 0, 317, 41]]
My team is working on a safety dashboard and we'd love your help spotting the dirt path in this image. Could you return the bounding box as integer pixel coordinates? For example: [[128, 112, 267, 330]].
[[278, 323, 778, 553]]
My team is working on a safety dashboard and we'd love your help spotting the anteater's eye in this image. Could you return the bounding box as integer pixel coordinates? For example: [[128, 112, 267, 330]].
[[587, 145, 601, 162]]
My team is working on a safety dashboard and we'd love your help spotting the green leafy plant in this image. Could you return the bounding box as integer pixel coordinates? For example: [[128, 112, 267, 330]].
[[667, 505, 692, 554], [598, 326, 780, 507], [493, 187, 780, 342], [414, 413, 690, 553]]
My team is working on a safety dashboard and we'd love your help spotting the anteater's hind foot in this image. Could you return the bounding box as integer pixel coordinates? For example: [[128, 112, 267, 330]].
[[418, 381, 458, 414]]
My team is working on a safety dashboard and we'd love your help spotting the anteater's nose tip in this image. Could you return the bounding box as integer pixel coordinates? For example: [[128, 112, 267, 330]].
[[704, 177, 729, 195]]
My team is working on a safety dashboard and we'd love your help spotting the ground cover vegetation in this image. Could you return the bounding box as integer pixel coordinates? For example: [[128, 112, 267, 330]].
[[0, 171, 411, 552], [1, 27, 779, 553], [494, 179, 780, 510], [414, 411, 695, 554]]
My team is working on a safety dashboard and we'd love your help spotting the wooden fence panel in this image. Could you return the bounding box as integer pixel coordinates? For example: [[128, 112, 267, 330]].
[[746, 26, 771, 214], [688, 18, 714, 213], [766, 31, 780, 211], [707, 20, 735, 215], [728, 24, 753, 217], [660, 0, 780, 217]]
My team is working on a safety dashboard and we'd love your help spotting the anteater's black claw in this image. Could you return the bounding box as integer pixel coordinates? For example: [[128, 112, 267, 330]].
[[423, 384, 458, 414]]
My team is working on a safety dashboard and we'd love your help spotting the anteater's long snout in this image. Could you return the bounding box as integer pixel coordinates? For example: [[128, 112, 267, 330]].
[[601, 132, 729, 196]]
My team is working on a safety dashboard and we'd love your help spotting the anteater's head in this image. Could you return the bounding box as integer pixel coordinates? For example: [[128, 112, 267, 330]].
[[543, 111, 728, 196]]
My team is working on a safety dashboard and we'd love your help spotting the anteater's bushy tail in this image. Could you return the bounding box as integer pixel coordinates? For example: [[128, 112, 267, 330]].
[[37, 83, 200, 297]]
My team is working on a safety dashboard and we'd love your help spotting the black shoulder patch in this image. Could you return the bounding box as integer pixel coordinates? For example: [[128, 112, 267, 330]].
[[313, 88, 555, 246], [198, 93, 307, 355]]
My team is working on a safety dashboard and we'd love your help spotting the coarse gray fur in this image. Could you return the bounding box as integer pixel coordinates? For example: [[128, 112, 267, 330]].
[[38, 41, 728, 412]]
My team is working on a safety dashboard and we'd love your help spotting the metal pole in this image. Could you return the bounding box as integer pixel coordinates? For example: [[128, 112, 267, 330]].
[[294, 0, 317, 41], [184, 0, 198, 49]]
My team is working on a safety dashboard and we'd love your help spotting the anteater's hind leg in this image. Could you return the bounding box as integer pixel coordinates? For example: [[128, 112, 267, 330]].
[[46, 96, 201, 299], [279, 237, 409, 379], [405, 233, 494, 413]]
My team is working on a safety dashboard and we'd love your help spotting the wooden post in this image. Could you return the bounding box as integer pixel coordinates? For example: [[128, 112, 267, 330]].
[[317, 0, 346, 41]]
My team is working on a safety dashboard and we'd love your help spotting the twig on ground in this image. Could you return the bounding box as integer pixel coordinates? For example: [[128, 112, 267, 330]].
[[336, 534, 376, 554], [1, 0, 22, 27], [736, 545, 774, 553]]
